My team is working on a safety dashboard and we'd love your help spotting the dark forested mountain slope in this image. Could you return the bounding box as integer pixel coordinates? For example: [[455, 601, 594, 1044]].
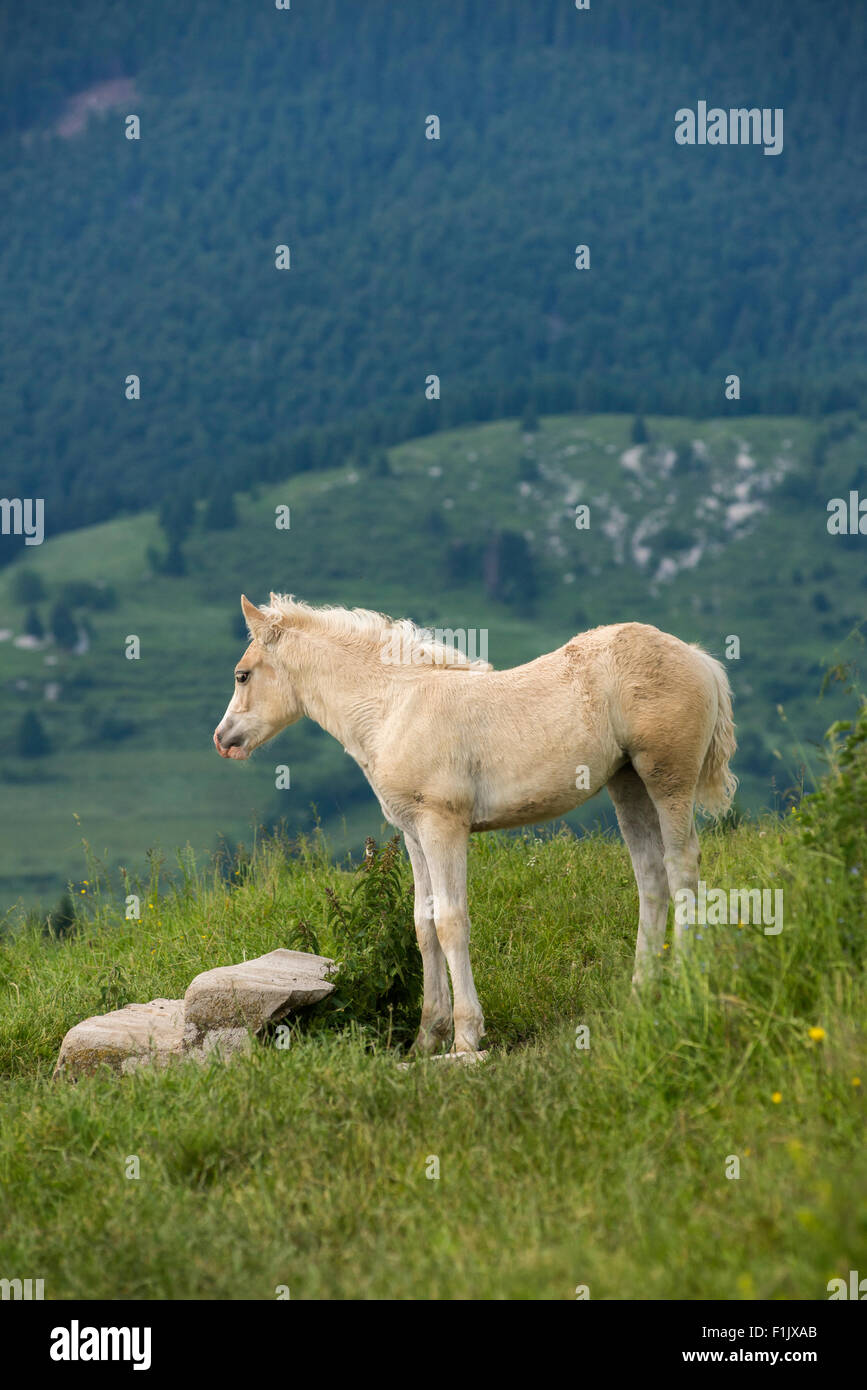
[[0, 0, 865, 549]]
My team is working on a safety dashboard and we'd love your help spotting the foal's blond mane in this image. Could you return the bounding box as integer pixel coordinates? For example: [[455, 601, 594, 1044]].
[[261, 594, 492, 671]]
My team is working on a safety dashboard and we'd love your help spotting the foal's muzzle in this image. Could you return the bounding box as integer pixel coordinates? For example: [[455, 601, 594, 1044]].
[[213, 726, 249, 760]]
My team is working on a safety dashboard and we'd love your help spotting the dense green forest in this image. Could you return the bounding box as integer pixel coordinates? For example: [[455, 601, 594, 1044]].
[[1, 0, 866, 555]]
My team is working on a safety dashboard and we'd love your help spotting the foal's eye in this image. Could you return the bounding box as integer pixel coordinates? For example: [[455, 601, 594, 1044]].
[[235, 672, 249, 684]]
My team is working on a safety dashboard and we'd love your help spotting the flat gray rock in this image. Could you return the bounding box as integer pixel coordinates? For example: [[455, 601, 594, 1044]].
[[54, 949, 336, 1079], [53, 998, 185, 1079], [182, 948, 335, 1046]]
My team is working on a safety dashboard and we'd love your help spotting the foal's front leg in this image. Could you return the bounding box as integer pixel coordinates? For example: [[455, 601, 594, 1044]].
[[416, 818, 485, 1054], [404, 831, 452, 1054]]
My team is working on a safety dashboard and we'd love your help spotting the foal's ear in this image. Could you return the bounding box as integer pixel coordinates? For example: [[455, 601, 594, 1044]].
[[240, 594, 282, 646], [240, 594, 263, 629]]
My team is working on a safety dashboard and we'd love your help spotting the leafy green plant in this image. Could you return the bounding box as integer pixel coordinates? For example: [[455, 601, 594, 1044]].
[[43, 891, 76, 941], [798, 699, 867, 871], [289, 836, 422, 1048], [96, 964, 132, 1012]]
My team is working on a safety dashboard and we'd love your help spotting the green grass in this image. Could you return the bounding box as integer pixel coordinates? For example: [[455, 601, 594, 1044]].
[[0, 818, 863, 1300]]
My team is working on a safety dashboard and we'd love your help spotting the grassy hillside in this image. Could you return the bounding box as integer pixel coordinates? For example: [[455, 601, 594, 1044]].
[[0, 793, 864, 1298], [1, 410, 865, 913]]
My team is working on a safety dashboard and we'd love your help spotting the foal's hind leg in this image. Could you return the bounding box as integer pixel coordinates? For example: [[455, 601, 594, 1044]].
[[607, 764, 669, 988], [630, 752, 702, 958]]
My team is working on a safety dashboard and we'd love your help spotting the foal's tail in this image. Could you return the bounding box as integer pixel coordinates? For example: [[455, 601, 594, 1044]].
[[694, 650, 738, 816]]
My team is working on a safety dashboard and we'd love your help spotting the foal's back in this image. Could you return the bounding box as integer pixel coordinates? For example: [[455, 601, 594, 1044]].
[[383, 622, 722, 832]]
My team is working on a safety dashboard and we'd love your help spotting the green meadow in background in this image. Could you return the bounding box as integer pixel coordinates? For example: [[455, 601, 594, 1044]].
[[1, 410, 864, 914]]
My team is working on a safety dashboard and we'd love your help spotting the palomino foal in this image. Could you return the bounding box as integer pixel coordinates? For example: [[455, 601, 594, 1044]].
[[214, 595, 736, 1054]]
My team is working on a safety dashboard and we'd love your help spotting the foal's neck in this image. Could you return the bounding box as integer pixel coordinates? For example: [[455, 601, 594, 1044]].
[[290, 635, 392, 767]]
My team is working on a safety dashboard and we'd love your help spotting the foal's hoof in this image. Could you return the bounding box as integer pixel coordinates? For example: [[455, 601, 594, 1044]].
[[630, 972, 662, 1004], [429, 1049, 489, 1065], [398, 1049, 489, 1071], [410, 1027, 452, 1057]]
